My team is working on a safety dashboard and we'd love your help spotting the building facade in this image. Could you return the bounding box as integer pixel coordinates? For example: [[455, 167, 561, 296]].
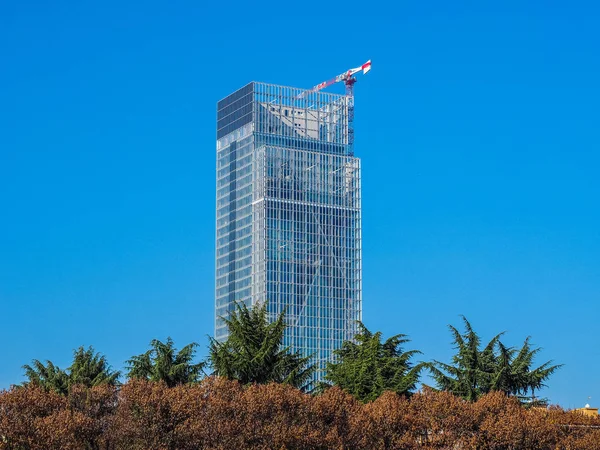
[[215, 82, 362, 383]]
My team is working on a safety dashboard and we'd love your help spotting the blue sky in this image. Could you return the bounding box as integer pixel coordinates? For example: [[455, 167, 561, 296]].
[[1, 1, 598, 407]]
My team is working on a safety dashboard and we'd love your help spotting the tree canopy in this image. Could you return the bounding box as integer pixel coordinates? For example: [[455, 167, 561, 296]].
[[323, 322, 423, 402], [3, 380, 598, 449], [208, 301, 315, 390], [23, 346, 120, 395], [429, 316, 561, 402], [126, 337, 204, 387]]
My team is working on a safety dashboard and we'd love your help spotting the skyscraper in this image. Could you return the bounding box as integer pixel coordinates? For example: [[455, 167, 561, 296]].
[[215, 82, 362, 383]]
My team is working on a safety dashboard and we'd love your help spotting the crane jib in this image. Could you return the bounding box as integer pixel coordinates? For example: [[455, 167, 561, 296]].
[[300, 60, 371, 97]]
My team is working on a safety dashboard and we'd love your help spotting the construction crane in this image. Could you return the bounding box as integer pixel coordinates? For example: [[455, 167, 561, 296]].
[[304, 60, 372, 97], [297, 60, 371, 155]]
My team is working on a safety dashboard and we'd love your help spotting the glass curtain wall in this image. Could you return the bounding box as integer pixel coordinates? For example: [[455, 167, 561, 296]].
[[216, 82, 362, 383]]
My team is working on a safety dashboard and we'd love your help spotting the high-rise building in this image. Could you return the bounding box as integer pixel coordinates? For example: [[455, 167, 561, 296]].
[[215, 82, 362, 383]]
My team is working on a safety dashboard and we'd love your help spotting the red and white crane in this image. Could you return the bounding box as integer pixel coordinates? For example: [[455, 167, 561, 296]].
[[304, 60, 372, 97], [297, 60, 371, 155]]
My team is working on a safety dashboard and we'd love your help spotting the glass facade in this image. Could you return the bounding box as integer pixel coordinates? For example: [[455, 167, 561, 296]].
[[216, 82, 362, 384]]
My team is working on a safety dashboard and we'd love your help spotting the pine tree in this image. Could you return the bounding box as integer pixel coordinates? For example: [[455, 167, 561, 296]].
[[208, 301, 315, 391], [23, 346, 119, 395], [69, 346, 120, 387], [323, 322, 423, 402], [127, 338, 204, 387], [429, 317, 561, 402]]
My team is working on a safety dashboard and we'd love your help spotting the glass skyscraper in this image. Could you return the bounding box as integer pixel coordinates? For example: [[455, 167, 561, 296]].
[[215, 82, 361, 383]]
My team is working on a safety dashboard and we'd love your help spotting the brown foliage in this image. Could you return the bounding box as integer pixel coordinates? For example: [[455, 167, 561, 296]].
[[363, 391, 412, 449], [2, 381, 600, 449], [0, 384, 116, 450], [110, 379, 208, 449], [473, 392, 559, 450], [406, 388, 477, 449], [310, 386, 369, 449]]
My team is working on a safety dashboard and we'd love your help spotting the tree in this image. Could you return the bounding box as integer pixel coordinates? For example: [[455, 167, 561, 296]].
[[323, 322, 423, 402], [0, 384, 117, 450], [68, 346, 120, 388], [22, 360, 69, 395], [208, 301, 315, 390], [493, 337, 562, 405], [3, 379, 600, 449], [428, 316, 501, 401], [23, 346, 119, 395], [126, 337, 204, 387], [429, 317, 561, 402]]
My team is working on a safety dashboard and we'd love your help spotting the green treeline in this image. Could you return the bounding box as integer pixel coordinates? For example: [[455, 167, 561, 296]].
[[3, 303, 590, 449], [19, 303, 560, 405]]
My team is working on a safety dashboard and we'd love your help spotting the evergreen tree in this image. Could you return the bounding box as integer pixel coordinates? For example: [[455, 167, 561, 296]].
[[208, 301, 314, 391], [23, 360, 69, 395], [23, 346, 119, 395], [126, 337, 204, 387], [69, 346, 120, 387], [493, 337, 562, 404], [429, 317, 503, 401], [323, 322, 423, 402], [429, 317, 561, 402]]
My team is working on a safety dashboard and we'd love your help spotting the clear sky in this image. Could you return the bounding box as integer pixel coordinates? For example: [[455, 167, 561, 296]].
[[1, 1, 598, 407]]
